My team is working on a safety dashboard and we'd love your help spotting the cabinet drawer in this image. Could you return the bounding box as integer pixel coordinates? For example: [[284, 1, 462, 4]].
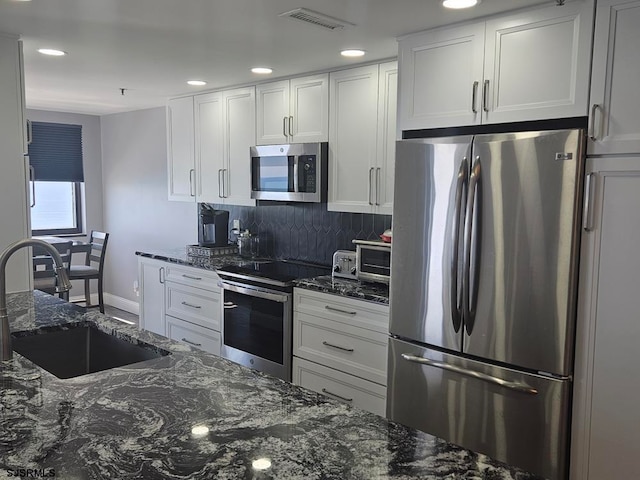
[[293, 288, 389, 334], [293, 357, 386, 417], [166, 316, 220, 356], [294, 311, 388, 385], [165, 283, 220, 331], [165, 264, 220, 292]]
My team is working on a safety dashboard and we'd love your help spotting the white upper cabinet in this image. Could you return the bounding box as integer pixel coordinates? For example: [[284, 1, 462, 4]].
[[256, 73, 328, 145], [194, 91, 223, 203], [398, 1, 593, 131], [189, 87, 256, 206], [222, 86, 256, 206], [167, 96, 195, 201], [588, 0, 640, 155], [328, 62, 398, 214]]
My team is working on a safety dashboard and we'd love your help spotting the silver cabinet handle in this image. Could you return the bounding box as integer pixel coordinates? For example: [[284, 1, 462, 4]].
[[589, 104, 602, 141], [375, 168, 381, 206], [471, 81, 479, 113], [583, 172, 596, 232], [26, 119, 33, 145], [322, 341, 354, 352], [450, 158, 467, 334], [401, 354, 538, 395], [181, 301, 202, 309], [218, 169, 223, 198], [289, 115, 294, 137], [324, 305, 357, 316], [182, 274, 202, 280], [182, 338, 202, 347], [159, 267, 165, 284], [223, 168, 228, 198], [368, 167, 374, 205], [283, 116, 288, 138], [482, 79, 490, 113], [321, 388, 353, 403], [189, 168, 195, 197], [29, 165, 35, 207]]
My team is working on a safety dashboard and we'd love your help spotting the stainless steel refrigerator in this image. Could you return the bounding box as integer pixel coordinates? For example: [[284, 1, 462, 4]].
[[387, 129, 585, 480]]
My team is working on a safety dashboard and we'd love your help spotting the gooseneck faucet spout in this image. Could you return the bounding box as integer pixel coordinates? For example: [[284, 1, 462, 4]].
[[0, 238, 72, 361]]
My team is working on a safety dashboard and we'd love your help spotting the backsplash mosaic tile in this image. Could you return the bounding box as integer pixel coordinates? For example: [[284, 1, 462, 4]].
[[207, 203, 391, 266]]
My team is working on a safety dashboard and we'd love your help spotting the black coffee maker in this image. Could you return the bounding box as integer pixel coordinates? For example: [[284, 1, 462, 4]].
[[198, 204, 229, 247]]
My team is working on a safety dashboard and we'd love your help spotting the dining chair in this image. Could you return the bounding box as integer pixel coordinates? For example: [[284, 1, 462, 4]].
[[32, 241, 72, 300], [69, 231, 109, 313]]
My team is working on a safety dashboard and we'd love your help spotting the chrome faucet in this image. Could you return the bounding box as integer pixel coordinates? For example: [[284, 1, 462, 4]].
[[0, 238, 72, 361]]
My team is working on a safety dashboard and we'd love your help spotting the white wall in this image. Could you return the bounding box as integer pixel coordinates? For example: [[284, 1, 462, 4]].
[[100, 107, 197, 306]]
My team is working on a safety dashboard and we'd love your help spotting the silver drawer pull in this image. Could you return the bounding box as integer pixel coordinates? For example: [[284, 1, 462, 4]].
[[322, 341, 354, 353], [321, 388, 353, 403], [324, 305, 357, 316], [182, 274, 202, 280], [181, 301, 202, 309], [182, 338, 202, 347]]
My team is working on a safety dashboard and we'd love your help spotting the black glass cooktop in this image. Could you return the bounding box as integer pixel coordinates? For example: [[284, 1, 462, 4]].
[[217, 260, 331, 287]]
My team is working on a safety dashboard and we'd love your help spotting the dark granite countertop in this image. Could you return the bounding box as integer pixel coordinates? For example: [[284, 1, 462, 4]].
[[293, 275, 390, 305], [0, 291, 543, 479], [136, 249, 390, 305]]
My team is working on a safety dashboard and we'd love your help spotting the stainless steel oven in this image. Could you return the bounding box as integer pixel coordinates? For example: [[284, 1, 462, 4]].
[[217, 261, 330, 381]]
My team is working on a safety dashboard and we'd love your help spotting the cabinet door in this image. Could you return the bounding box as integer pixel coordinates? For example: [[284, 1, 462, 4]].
[[256, 80, 289, 146], [222, 87, 256, 206], [194, 92, 224, 203], [483, 1, 592, 124], [588, 0, 640, 155], [398, 23, 485, 131], [375, 61, 397, 215], [571, 157, 640, 480], [167, 97, 195, 202], [290, 73, 328, 143], [138, 257, 166, 336], [328, 65, 379, 213]]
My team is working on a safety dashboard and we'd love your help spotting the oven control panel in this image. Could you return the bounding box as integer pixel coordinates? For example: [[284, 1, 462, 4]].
[[332, 250, 357, 280]]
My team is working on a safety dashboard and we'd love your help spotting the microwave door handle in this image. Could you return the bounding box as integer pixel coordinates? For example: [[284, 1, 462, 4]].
[[293, 158, 299, 192]]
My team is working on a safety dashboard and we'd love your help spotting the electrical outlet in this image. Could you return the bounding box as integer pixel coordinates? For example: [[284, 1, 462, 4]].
[[232, 219, 240, 230], [133, 280, 139, 296]]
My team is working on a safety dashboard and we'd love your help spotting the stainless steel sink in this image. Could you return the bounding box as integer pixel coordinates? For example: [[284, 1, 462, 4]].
[[11, 323, 170, 379]]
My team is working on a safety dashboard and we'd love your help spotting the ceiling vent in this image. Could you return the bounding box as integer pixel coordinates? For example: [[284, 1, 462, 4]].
[[279, 8, 355, 31]]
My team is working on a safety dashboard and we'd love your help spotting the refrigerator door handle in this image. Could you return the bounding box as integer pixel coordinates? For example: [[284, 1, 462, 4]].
[[463, 156, 481, 336], [450, 157, 467, 333], [401, 354, 538, 395]]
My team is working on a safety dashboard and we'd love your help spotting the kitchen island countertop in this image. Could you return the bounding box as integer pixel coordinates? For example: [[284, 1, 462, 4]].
[[0, 291, 544, 479]]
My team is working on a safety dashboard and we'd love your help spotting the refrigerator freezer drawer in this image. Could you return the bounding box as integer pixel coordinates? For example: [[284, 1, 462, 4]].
[[387, 337, 570, 480]]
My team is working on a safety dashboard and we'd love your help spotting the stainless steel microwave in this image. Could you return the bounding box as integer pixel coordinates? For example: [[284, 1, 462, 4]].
[[250, 142, 328, 202], [353, 239, 391, 284]]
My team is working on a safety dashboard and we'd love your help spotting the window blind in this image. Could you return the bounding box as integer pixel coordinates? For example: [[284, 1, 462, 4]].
[[28, 121, 84, 182]]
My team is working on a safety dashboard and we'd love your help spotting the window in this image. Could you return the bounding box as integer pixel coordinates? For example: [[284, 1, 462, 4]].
[[28, 121, 84, 235]]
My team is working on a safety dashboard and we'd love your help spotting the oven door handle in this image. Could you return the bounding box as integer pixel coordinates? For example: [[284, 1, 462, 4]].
[[220, 280, 290, 303]]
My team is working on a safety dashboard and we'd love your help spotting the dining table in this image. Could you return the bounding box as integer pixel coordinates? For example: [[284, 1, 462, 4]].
[[32, 235, 92, 257]]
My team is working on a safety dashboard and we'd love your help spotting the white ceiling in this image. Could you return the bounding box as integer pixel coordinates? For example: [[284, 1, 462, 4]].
[[0, 0, 548, 116]]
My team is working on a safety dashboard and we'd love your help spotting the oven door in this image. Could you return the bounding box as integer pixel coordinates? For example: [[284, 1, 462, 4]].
[[219, 280, 292, 381]]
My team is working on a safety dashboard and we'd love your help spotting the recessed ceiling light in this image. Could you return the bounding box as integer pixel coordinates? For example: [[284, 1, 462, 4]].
[[442, 0, 480, 9], [38, 48, 66, 56], [251, 67, 273, 74], [340, 49, 366, 58], [187, 80, 207, 86]]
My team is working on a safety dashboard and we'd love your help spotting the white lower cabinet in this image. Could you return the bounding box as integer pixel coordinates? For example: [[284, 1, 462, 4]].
[[138, 258, 222, 356], [166, 316, 221, 356], [293, 357, 386, 416], [292, 288, 389, 416]]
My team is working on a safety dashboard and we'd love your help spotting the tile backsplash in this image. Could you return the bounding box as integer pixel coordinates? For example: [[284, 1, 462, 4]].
[[208, 203, 391, 266]]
